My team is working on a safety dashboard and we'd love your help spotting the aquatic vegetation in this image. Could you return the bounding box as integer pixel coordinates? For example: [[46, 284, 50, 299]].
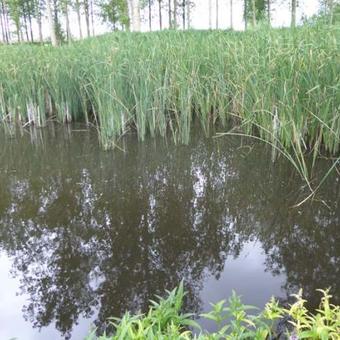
[[86, 284, 340, 339], [0, 26, 339, 191]]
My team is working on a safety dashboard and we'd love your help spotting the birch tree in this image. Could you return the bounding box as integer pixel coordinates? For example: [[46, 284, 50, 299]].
[[74, 0, 83, 38], [0, 0, 10, 42], [230, 0, 233, 29], [181, 0, 184, 28], [34, 0, 44, 42], [90, 0, 94, 34], [84, 0, 90, 36], [157, 0, 162, 29], [321, 0, 337, 24], [291, 0, 297, 27], [186, 0, 191, 28], [7, 0, 22, 41], [147, 0, 152, 30], [61, 0, 71, 41], [46, 0, 58, 45], [251, 0, 256, 26], [173, 0, 177, 28], [130, 0, 140, 31], [244, 0, 247, 29], [167, 0, 171, 27], [215, 0, 218, 28]]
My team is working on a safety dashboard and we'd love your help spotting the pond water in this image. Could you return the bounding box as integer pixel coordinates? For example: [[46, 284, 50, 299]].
[[0, 124, 339, 340]]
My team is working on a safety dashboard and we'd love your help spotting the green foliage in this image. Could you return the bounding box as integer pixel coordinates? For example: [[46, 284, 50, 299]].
[[287, 289, 340, 340], [99, 0, 130, 30], [6, 0, 22, 36], [244, 0, 269, 23], [305, 2, 340, 25], [86, 286, 340, 340], [85, 282, 199, 339]]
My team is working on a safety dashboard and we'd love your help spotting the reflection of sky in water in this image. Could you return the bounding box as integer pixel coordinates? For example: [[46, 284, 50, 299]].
[[200, 242, 285, 332], [0, 125, 339, 339], [0, 240, 285, 340], [0, 252, 97, 340]]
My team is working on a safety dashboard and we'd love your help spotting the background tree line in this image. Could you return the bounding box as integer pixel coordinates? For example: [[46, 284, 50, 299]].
[[0, 0, 338, 45]]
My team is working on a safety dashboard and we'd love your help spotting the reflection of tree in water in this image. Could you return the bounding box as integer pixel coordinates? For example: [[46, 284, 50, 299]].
[[226, 151, 340, 307], [260, 205, 340, 307], [0, 126, 339, 338]]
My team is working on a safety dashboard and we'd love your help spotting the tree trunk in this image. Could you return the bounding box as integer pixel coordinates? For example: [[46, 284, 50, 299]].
[[251, 0, 256, 27], [244, 0, 247, 30], [0, 0, 6, 42], [187, 0, 190, 28], [65, 0, 71, 41], [84, 0, 90, 37], [75, 0, 83, 38], [173, 0, 177, 28], [230, 0, 233, 29], [34, 0, 43, 42], [168, 0, 171, 28], [53, 0, 59, 37], [23, 12, 29, 41], [90, 0, 95, 35], [4, 0, 10, 42], [0, 17, 5, 43], [19, 26, 23, 42], [131, 0, 141, 31], [208, 0, 212, 29], [23, 0, 33, 41], [215, 0, 218, 29], [27, 7, 34, 42], [46, 0, 58, 46], [328, 0, 334, 24], [148, 0, 152, 31], [37, 5, 43, 42], [182, 0, 185, 29], [38, 19, 43, 41], [291, 0, 296, 28], [158, 0, 162, 29], [267, 0, 271, 25]]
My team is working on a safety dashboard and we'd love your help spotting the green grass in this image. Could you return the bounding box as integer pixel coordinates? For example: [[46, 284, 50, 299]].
[[0, 25, 339, 183], [85, 283, 340, 339]]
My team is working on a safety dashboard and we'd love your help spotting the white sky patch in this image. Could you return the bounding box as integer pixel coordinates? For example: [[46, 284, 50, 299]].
[[24, 0, 321, 41], [189, 0, 320, 30]]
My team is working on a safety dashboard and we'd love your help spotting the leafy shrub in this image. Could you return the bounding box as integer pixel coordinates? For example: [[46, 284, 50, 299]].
[[86, 284, 340, 339]]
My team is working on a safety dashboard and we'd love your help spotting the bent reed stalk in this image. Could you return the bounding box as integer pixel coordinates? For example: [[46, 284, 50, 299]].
[[0, 26, 339, 186]]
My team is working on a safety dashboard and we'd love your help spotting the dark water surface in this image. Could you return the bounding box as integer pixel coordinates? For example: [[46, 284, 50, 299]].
[[0, 124, 339, 340]]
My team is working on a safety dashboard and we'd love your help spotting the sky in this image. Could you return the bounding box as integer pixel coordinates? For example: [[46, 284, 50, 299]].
[[189, 0, 320, 30]]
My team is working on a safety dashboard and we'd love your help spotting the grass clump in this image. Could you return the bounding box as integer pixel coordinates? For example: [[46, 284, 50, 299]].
[[86, 283, 340, 339]]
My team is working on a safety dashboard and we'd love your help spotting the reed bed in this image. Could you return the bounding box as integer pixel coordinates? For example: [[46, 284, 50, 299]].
[[0, 26, 339, 164]]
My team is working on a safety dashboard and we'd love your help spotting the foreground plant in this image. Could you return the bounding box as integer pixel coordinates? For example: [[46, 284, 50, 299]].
[[85, 283, 196, 339], [86, 284, 340, 339]]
